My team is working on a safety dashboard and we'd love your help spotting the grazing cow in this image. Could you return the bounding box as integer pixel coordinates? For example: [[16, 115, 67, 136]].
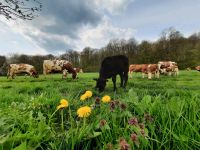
[[147, 64, 160, 79], [94, 55, 129, 92], [196, 66, 200, 72], [129, 64, 148, 78], [158, 61, 177, 75], [129, 64, 159, 79], [62, 62, 77, 79], [164, 65, 179, 76], [43, 60, 77, 79], [7, 64, 39, 79]]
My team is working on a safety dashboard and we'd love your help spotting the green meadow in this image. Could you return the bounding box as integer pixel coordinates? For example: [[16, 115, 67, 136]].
[[0, 71, 200, 150]]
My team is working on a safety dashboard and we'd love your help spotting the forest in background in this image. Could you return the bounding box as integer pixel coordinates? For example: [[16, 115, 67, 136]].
[[0, 28, 200, 75]]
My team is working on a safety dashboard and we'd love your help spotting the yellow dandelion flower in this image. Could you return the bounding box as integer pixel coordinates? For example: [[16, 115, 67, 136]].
[[85, 90, 93, 98], [102, 95, 111, 103], [57, 99, 69, 109], [60, 99, 69, 106], [77, 106, 92, 118], [80, 94, 87, 101], [57, 104, 65, 109]]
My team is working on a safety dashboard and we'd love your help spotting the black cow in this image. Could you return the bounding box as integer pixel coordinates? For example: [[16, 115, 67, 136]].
[[94, 55, 129, 92]]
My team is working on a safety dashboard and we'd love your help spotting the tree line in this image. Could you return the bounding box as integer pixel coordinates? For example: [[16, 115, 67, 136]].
[[0, 27, 200, 75]]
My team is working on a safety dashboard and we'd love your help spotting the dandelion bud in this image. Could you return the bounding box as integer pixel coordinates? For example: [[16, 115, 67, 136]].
[[95, 97, 101, 104], [119, 138, 130, 150], [130, 133, 137, 142], [144, 113, 154, 122], [109, 101, 116, 111], [114, 100, 120, 106], [128, 117, 138, 126], [100, 119, 107, 128], [106, 143, 113, 150], [139, 123, 145, 129], [120, 103, 127, 110], [141, 129, 145, 136]]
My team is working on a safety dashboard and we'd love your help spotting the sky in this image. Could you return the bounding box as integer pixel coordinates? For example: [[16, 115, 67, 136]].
[[0, 0, 200, 56]]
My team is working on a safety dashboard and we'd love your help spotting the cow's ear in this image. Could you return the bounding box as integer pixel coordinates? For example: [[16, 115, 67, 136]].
[[93, 78, 98, 81]]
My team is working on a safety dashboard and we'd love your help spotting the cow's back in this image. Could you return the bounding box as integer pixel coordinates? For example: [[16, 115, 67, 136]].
[[100, 55, 128, 77], [43, 60, 63, 73], [10, 64, 29, 73], [43, 60, 54, 68], [130, 64, 148, 72]]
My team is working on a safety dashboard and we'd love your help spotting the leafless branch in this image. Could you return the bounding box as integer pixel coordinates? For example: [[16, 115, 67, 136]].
[[0, 0, 42, 20]]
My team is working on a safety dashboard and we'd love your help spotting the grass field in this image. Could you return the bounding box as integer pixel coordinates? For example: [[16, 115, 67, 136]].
[[0, 71, 200, 150]]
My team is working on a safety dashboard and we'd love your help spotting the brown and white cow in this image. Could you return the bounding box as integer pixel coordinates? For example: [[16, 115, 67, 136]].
[[129, 64, 148, 78], [129, 64, 159, 79], [7, 64, 39, 79], [43, 60, 77, 79], [147, 64, 160, 79], [196, 65, 200, 72], [165, 65, 179, 76], [158, 61, 178, 76]]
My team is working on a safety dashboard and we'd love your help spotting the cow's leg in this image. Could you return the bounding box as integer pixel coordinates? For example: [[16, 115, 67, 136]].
[[29, 72, 32, 78], [62, 69, 68, 79], [11, 73, 15, 79], [120, 73, 124, 87], [123, 72, 128, 90], [7, 72, 10, 79], [112, 76, 117, 91], [153, 73, 156, 78], [142, 72, 145, 78], [176, 70, 179, 76], [43, 70, 46, 75], [129, 71, 133, 79], [156, 71, 160, 78], [62, 73, 67, 79], [148, 72, 152, 79], [131, 71, 133, 78]]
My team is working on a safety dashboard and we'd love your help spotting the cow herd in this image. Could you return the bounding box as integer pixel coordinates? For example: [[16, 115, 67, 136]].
[[4, 55, 199, 92], [7, 59, 83, 79], [94, 56, 180, 92], [129, 61, 179, 79]]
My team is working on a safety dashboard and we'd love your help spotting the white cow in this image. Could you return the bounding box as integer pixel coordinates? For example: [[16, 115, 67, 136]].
[[43, 60, 77, 79], [158, 61, 178, 76], [7, 64, 39, 79]]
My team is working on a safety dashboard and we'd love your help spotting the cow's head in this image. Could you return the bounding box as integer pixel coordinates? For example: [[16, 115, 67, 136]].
[[93, 78, 108, 92], [30, 68, 39, 78], [32, 71, 39, 78], [72, 72, 77, 79]]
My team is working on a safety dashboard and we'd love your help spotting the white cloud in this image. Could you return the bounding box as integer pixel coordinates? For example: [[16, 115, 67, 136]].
[[76, 17, 136, 49], [94, 0, 134, 14], [0, 17, 48, 56], [0, 0, 136, 55]]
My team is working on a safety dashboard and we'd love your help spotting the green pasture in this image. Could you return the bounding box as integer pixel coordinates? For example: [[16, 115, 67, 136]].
[[0, 71, 200, 149]]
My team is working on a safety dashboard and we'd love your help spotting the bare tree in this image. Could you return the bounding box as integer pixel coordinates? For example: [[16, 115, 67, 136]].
[[0, 0, 42, 20]]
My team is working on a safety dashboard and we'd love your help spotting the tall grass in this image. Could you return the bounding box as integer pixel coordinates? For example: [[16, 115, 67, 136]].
[[0, 71, 199, 149]]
